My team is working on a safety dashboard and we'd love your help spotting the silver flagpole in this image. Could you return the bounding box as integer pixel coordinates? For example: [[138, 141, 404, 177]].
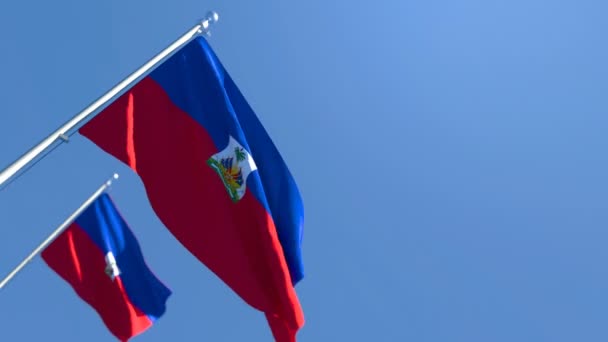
[[0, 173, 120, 290], [0, 11, 219, 188]]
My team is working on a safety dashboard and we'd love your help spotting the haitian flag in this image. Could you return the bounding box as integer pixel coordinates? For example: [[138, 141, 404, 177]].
[[41, 193, 171, 342], [79, 36, 305, 341]]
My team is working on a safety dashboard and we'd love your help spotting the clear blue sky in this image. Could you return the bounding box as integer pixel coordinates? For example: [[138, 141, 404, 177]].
[[1, 0, 607, 341]]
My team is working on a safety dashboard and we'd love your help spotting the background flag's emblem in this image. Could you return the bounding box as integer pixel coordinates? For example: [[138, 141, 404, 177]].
[[208, 136, 257, 202], [104, 251, 121, 280]]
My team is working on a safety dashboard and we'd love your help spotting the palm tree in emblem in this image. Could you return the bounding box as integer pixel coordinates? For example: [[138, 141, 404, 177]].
[[235, 147, 246, 163]]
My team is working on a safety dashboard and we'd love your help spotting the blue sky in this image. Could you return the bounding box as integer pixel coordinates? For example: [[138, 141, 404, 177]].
[[1, 0, 608, 341]]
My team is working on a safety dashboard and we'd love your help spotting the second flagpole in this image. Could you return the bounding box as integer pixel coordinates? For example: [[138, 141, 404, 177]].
[[0, 173, 120, 290], [0, 11, 219, 189]]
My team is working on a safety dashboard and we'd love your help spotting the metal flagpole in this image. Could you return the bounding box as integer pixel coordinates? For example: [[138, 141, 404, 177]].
[[0, 173, 119, 290], [0, 11, 219, 189]]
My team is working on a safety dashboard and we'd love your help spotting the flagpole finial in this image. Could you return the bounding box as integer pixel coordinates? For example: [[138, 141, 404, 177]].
[[106, 173, 119, 187], [198, 11, 219, 35]]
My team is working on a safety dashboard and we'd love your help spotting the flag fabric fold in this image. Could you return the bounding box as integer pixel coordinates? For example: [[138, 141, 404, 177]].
[[41, 193, 171, 342], [79, 36, 305, 341]]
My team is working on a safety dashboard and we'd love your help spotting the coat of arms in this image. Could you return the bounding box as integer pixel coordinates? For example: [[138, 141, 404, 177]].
[[104, 251, 121, 281], [207, 136, 257, 202]]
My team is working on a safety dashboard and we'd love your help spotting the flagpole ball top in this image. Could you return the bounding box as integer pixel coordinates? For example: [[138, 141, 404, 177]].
[[105, 173, 119, 187], [199, 11, 219, 35], [205, 11, 219, 24]]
